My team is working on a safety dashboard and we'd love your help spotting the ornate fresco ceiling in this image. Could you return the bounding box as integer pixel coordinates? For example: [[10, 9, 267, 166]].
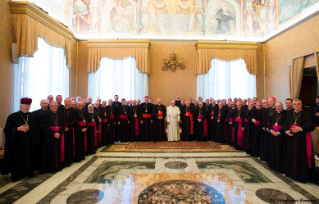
[[12, 0, 319, 42]]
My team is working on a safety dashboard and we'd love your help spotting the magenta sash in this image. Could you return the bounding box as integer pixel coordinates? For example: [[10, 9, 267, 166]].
[[272, 125, 283, 132], [198, 115, 207, 137], [88, 122, 97, 146], [119, 114, 128, 120], [211, 113, 214, 118], [133, 117, 139, 135], [77, 121, 87, 151], [253, 120, 260, 125], [102, 119, 108, 123], [49, 126, 64, 162], [245, 118, 248, 122], [229, 118, 233, 122], [290, 125, 312, 168], [235, 117, 243, 146]]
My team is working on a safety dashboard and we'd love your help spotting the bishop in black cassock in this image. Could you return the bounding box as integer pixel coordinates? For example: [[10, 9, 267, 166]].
[[74, 102, 87, 162], [215, 103, 226, 143], [139, 96, 152, 141], [196, 102, 207, 141], [117, 99, 129, 142], [32, 99, 49, 169], [129, 100, 140, 141], [283, 100, 316, 183], [152, 99, 166, 142], [180, 101, 194, 141], [2, 98, 37, 181], [41, 101, 66, 173]]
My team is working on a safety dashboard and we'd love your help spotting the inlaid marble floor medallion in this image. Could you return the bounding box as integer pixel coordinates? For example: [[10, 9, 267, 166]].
[[66, 189, 104, 204], [255, 188, 295, 204], [164, 161, 188, 169], [138, 180, 225, 203]]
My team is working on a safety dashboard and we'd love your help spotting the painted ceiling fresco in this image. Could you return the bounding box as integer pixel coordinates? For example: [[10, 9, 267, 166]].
[[26, 0, 319, 41]]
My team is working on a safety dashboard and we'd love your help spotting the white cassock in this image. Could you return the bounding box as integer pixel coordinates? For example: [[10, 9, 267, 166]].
[[166, 105, 180, 141]]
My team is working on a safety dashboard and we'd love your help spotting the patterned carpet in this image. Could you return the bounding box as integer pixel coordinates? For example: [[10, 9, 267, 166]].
[[101, 141, 238, 152]]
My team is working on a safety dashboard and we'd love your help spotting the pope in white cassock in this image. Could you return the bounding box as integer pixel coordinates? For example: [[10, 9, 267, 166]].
[[166, 100, 181, 141]]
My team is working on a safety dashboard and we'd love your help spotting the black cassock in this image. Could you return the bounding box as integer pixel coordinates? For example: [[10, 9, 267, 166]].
[[232, 108, 244, 150], [112, 101, 121, 141], [214, 108, 226, 143], [180, 106, 195, 141], [247, 108, 262, 157], [261, 107, 275, 162], [86, 112, 98, 154], [99, 106, 109, 146], [117, 105, 129, 142], [94, 107, 103, 146], [139, 102, 152, 141], [268, 110, 287, 173], [2, 111, 37, 181], [208, 104, 216, 141], [226, 108, 235, 145], [283, 110, 316, 183], [196, 107, 207, 141], [193, 105, 199, 138], [259, 108, 268, 160], [61, 107, 76, 166], [106, 105, 116, 144], [129, 105, 140, 141], [74, 109, 88, 162], [242, 108, 254, 152], [41, 111, 66, 173], [152, 104, 167, 142], [33, 109, 48, 169]]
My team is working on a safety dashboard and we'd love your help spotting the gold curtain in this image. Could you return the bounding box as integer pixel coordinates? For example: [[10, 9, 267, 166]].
[[315, 52, 319, 82], [87, 47, 150, 73], [289, 57, 305, 99], [11, 14, 74, 69], [196, 49, 257, 75]]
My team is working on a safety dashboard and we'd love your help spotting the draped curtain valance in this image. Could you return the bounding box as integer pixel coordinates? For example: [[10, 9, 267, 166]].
[[9, 2, 74, 69], [87, 40, 151, 74], [195, 41, 259, 75]]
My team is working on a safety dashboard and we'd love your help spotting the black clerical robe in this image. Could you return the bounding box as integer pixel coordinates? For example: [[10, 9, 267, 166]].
[[208, 104, 216, 141], [86, 112, 98, 154], [214, 108, 226, 143], [247, 109, 262, 157], [99, 106, 109, 146], [261, 107, 275, 162], [94, 107, 103, 146], [226, 108, 235, 145], [74, 109, 88, 162], [117, 105, 129, 142], [242, 108, 254, 152], [41, 111, 66, 173], [259, 108, 268, 160], [138, 102, 152, 141], [175, 100, 181, 107], [32, 109, 48, 169], [196, 107, 207, 141], [128, 105, 140, 141], [106, 105, 116, 144], [180, 106, 194, 141], [152, 104, 167, 142], [62, 107, 76, 166], [283, 110, 316, 183], [193, 105, 199, 138], [2, 111, 37, 181], [112, 101, 121, 140], [314, 104, 319, 126], [232, 108, 244, 150], [268, 110, 287, 173]]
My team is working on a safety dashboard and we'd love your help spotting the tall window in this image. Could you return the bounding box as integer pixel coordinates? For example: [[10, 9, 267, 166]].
[[197, 58, 256, 100], [14, 37, 69, 112], [88, 57, 148, 101]]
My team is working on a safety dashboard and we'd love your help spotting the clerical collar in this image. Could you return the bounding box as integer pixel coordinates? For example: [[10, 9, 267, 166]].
[[294, 110, 302, 113], [41, 108, 47, 111], [277, 111, 281, 113], [272, 106, 275, 108], [287, 108, 292, 111]]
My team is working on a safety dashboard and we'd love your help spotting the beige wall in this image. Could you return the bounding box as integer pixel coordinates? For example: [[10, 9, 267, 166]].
[[0, 0, 15, 128], [149, 41, 197, 106], [76, 41, 89, 99], [256, 44, 265, 100], [265, 14, 319, 103]]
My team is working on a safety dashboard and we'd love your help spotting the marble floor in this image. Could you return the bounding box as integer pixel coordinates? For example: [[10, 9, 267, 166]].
[[1, 148, 319, 204]]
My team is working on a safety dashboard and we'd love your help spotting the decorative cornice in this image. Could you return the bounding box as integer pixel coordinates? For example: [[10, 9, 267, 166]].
[[195, 41, 259, 50], [9, 1, 74, 40], [86, 39, 151, 49]]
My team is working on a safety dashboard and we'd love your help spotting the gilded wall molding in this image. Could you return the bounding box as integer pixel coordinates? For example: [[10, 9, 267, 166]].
[[195, 41, 259, 50], [86, 39, 151, 48], [9, 1, 74, 40]]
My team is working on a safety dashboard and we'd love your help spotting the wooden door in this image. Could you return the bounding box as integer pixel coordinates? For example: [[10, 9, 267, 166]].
[[299, 76, 317, 114]]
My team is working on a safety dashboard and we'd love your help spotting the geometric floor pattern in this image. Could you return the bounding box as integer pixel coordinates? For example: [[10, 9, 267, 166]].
[[0, 148, 319, 204]]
